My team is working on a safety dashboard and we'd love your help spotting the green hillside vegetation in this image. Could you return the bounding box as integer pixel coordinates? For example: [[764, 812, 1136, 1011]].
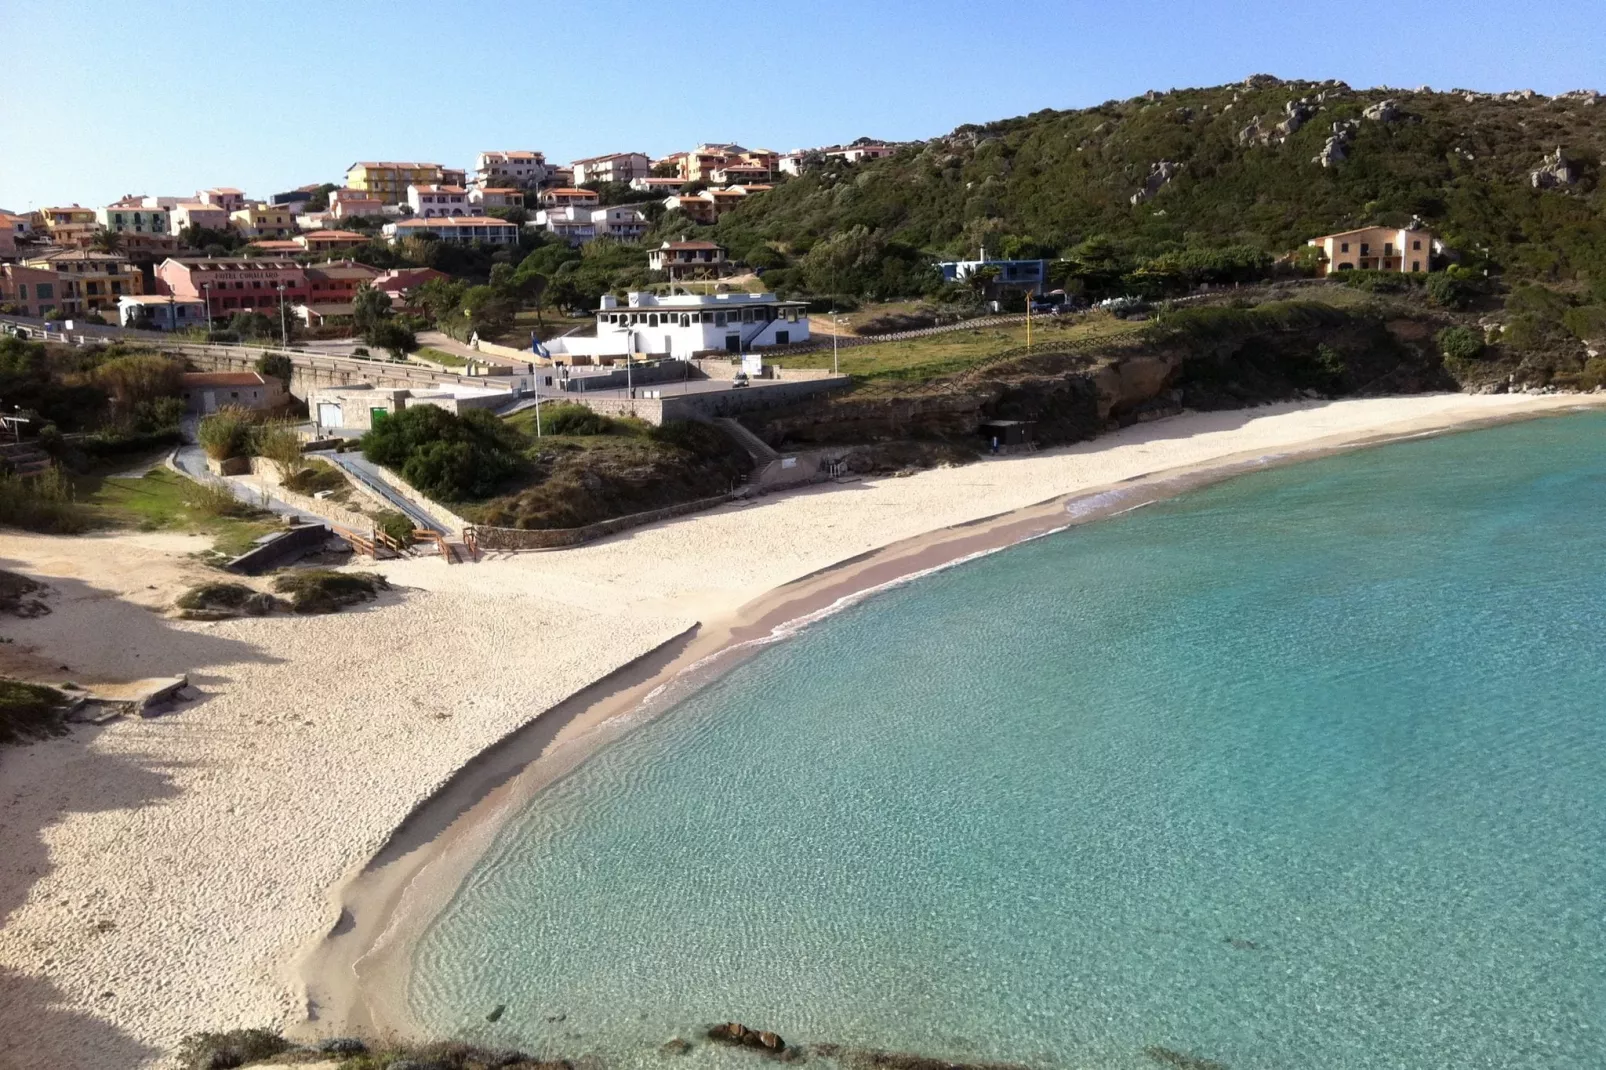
[[358, 404, 749, 529], [705, 77, 1605, 302]]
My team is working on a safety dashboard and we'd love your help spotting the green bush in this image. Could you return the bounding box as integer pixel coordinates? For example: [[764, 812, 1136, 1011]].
[[196, 407, 257, 461], [360, 406, 520, 501], [0, 678, 69, 747], [1561, 304, 1606, 342], [0, 469, 92, 534], [1437, 325, 1485, 362], [271, 569, 387, 614], [281, 459, 346, 496], [184, 479, 256, 519], [251, 423, 304, 477], [374, 509, 415, 547], [175, 1028, 290, 1070], [544, 403, 613, 435], [1425, 272, 1473, 309]]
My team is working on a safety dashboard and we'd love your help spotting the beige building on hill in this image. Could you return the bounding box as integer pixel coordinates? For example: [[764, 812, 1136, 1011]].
[[1307, 225, 1435, 275]]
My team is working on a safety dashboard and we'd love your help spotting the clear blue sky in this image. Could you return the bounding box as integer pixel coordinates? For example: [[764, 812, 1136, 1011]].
[[2, 0, 1602, 211]]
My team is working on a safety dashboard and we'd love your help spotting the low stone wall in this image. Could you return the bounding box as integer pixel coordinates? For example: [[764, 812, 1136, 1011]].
[[364, 461, 472, 535], [469, 493, 734, 552]]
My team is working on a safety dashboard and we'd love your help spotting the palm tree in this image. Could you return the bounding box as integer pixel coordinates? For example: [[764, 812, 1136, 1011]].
[[91, 229, 123, 255]]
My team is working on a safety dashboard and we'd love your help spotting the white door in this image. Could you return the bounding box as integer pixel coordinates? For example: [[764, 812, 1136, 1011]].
[[317, 402, 342, 428]]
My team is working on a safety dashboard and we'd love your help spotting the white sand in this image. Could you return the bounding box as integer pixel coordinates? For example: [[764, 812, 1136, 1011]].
[[0, 393, 1595, 1069]]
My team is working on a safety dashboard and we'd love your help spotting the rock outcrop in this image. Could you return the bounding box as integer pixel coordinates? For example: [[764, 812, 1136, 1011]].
[[1362, 98, 1401, 122], [1530, 147, 1580, 189], [1130, 161, 1181, 205], [1313, 120, 1358, 168]]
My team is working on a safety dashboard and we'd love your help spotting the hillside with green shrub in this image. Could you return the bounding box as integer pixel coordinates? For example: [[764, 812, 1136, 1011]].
[[707, 77, 1605, 300]]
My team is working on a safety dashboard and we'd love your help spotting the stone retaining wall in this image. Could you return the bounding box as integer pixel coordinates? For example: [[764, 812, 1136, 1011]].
[[469, 493, 734, 551]]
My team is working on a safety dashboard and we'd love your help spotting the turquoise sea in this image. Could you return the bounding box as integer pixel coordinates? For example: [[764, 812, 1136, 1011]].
[[411, 411, 1606, 1070]]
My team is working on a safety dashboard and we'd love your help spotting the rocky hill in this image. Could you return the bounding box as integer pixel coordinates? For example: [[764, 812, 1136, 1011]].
[[710, 76, 1605, 290]]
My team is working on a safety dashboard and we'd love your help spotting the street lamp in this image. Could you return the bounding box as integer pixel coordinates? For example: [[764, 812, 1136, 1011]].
[[201, 283, 213, 334], [276, 282, 288, 346]]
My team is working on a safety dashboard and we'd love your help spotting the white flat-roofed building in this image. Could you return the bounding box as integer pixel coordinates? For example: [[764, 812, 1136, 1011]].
[[532, 205, 595, 243], [571, 152, 652, 186], [384, 216, 521, 245], [547, 290, 808, 360], [470, 187, 524, 210], [592, 206, 648, 240], [407, 184, 470, 218], [475, 150, 549, 189]]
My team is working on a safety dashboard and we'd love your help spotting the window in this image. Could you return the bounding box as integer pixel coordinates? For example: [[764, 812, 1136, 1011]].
[[1384, 243, 1394, 256], [111, 282, 122, 294], [1412, 240, 1422, 250], [1411, 261, 1421, 272], [1360, 243, 1370, 255], [36, 284, 51, 299], [15, 285, 24, 299], [715, 311, 727, 327], [86, 282, 100, 295], [1339, 242, 1349, 253], [776, 330, 789, 345]]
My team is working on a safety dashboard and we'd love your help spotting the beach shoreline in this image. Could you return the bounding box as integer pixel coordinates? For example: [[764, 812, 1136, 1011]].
[[1, 392, 1601, 1070], [292, 392, 1606, 1043]]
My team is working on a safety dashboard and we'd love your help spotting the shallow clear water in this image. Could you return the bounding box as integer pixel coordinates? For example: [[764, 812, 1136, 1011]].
[[412, 412, 1606, 1070]]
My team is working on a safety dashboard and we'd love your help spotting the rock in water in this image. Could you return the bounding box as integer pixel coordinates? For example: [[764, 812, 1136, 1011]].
[[486, 1003, 507, 1022]]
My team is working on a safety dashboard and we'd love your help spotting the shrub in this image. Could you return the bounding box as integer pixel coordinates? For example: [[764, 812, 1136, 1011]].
[[281, 459, 346, 496], [197, 407, 257, 461], [252, 423, 304, 477], [1437, 325, 1485, 362], [91, 354, 184, 410], [1425, 272, 1472, 309], [184, 479, 256, 519], [360, 406, 520, 501], [175, 1028, 291, 1070], [544, 403, 613, 435], [374, 509, 415, 548], [255, 353, 293, 388], [0, 678, 69, 747], [173, 582, 278, 618], [0, 469, 92, 534], [1562, 304, 1606, 342], [271, 569, 387, 614]]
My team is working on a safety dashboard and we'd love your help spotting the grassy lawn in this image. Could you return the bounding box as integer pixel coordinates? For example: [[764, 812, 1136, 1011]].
[[76, 468, 279, 558], [411, 347, 469, 367], [771, 313, 1147, 383]]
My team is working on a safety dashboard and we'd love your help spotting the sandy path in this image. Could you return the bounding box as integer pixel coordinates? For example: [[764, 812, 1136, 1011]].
[[0, 393, 1595, 1069]]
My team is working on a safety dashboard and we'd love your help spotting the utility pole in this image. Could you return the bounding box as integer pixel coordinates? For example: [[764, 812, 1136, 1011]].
[[276, 282, 288, 346], [202, 283, 213, 334]]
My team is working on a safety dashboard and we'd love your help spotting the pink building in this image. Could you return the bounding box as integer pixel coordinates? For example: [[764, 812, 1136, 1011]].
[[156, 257, 309, 318], [197, 187, 247, 212]]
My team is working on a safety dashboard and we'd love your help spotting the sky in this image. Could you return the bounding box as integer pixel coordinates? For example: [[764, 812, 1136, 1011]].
[[1, 0, 1603, 211]]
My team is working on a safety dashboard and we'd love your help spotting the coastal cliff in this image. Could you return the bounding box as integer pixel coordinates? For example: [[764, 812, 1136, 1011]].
[[741, 291, 1595, 469]]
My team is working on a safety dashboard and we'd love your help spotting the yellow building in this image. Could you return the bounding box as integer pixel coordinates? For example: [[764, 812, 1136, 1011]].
[[344, 161, 465, 204], [228, 204, 296, 239], [21, 249, 143, 316], [37, 205, 100, 247]]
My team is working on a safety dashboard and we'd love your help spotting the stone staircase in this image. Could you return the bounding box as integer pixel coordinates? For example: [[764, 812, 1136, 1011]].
[[0, 441, 52, 477]]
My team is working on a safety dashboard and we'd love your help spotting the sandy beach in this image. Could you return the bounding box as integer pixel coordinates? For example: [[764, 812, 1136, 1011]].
[[0, 392, 1599, 1069]]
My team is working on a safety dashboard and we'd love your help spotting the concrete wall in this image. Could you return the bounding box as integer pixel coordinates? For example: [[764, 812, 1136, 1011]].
[[561, 375, 849, 426]]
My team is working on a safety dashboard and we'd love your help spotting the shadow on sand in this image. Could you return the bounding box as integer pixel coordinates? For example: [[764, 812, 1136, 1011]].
[[0, 558, 283, 1070]]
